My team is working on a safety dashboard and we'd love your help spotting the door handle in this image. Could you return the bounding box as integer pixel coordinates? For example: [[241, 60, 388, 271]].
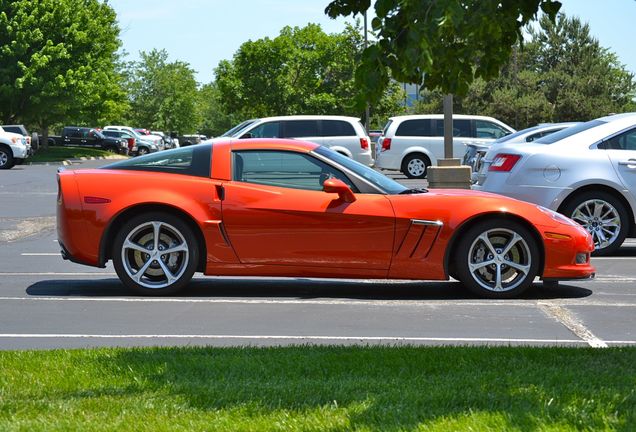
[[618, 159, 636, 167]]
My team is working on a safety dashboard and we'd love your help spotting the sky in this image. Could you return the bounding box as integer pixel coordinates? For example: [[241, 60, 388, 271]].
[[109, 0, 636, 84]]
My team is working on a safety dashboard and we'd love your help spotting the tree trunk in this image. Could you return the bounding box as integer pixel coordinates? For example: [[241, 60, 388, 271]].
[[41, 125, 49, 150]]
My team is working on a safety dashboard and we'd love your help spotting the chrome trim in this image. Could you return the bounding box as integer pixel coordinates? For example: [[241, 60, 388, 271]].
[[412, 219, 443, 226]]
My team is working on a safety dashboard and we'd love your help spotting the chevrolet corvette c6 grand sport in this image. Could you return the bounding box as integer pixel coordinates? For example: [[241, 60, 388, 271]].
[[57, 139, 595, 298]]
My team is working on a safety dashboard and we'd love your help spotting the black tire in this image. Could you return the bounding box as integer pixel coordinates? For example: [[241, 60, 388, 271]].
[[401, 153, 429, 179], [105, 145, 118, 153], [112, 212, 199, 295], [455, 218, 540, 299], [137, 147, 149, 156], [560, 190, 629, 256], [0, 146, 15, 169]]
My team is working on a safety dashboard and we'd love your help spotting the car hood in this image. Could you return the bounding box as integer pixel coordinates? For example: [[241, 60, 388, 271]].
[[0, 131, 26, 142], [386, 188, 562, 229]]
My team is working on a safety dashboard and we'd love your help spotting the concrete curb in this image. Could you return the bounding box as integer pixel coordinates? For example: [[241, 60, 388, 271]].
[[28, 155, 129, 166]]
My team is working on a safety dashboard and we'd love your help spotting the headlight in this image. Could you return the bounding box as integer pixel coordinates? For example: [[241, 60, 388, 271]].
[[537, 206, 578, 226]]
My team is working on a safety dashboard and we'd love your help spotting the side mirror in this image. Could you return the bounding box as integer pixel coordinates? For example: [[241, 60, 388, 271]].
[[323, 178, 356, 203], [240, 132, 253, 139]]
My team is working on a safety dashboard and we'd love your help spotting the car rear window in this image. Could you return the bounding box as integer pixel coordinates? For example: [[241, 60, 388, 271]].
[[534, 120, 606, 144], [321, 120, 356, 137], [382, 120, 393, 136], [103, 145, 212, 178]]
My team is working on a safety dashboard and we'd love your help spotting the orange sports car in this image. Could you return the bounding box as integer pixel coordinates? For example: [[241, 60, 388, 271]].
[[57, 139, 595, 298]]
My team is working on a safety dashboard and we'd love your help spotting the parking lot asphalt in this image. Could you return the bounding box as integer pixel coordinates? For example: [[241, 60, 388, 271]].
[[1, 161, 636, 350]]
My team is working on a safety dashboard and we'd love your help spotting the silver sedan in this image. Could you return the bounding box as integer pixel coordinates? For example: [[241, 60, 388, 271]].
[[473, 113, 636, 255]]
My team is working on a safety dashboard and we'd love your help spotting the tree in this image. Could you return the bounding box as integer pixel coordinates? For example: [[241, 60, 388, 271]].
[[213, 23, 405, 127], [325, 0, 562, 107], [0, 0, 124, 146], [126, 49, 200, 134], [414, 14, 636, 129]]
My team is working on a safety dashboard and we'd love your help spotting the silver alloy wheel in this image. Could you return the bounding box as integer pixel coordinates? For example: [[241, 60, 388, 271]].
[[467, 228, 532, 292], [407, 158, 426, 177], [0, 151, 7, 167], [570, 199, 621, 251], [121, 221, 189, 289]]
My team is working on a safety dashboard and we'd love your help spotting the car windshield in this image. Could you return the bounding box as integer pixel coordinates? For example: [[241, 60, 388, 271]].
[[534, 120, 606, 144], [222, 119, 257, 137], [315, 146, 407, 194]]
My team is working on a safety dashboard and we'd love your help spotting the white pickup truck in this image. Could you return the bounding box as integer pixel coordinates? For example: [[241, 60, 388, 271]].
[[0, 126, 31, 169]]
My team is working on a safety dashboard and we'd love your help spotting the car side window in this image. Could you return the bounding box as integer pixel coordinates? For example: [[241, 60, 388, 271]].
[[475, 120, 509, 139], [321, 120, 355, 137], [244, 122, 280, 138], [233, 150, 357, 192], [395, 119, 433, 137], [599, 129, 636, 151], [282, 120, 319, 138]]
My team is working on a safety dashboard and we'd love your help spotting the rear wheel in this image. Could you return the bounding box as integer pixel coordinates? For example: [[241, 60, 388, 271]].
[[0, 147, 14, 169], [112, 212, 198, 295], [401, 153, 429, 179], [561, 191, 628, 256], [455, 219, 540, 298], [138, 147, 149, 156]]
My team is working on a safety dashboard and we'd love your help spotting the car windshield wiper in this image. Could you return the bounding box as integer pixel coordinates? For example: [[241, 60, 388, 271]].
[[399, 187, 429, 194]]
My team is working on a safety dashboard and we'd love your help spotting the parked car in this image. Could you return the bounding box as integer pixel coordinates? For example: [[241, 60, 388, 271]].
[[209, 116, 373, 166], [375, 114, 515, 178], [473, 113, 636, 255], [179, 134, 208, 146], [151, 131, 177, 149], [104, 126, 164, 150], [1, 124, 32, 149], [463, 122, 580, 182], [0, 126, 30, 169], [48, 127, 129, 154], [102, 130, 158, 155], [57, 139, 594, 298]]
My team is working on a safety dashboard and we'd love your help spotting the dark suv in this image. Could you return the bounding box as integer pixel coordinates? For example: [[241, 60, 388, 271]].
[[51, 127, 129, 154]]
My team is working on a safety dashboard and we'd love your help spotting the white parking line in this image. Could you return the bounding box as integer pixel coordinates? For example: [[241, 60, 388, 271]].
[[0, 333, 589, 344], [538, 302, 608, 348], [1, 296, 635, 308]]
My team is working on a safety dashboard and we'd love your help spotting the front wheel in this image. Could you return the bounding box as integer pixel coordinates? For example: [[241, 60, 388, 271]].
[[137, 147, 149, 156], [401, 153, 429, 179], [455, 219, 540, 298], [112, 212, 199, 295], [560, 191, 628, 256], [0, 147, 15, 169]]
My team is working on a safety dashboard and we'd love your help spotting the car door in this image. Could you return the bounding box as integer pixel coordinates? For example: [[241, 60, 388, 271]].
[[601, 127, 636, 199], [63, 128, 79, 146], [221, 149, 395, 269]]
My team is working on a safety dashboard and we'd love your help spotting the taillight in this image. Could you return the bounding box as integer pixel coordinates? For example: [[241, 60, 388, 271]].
[[360, 137, 369, 150], [381, 137, 391, 152], [489, 154, 521, 172]]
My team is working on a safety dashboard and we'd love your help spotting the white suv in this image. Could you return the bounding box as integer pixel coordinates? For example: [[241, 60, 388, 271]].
[[0, 126, 30, 169], [375, 114, 515, 178], [209, 115, 373, 166]]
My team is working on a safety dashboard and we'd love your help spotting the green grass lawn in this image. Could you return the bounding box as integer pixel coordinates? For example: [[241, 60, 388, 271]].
[[1, 346, 634, 431], [28, 146, 122, 162]]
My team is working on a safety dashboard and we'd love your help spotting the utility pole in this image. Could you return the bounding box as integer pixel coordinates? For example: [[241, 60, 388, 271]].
[[364, 10, 370, 133]]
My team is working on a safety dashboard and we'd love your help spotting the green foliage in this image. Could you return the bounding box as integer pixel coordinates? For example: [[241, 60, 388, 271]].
[[414, 14, 636, 129], [326, 0, 562, 107], [1, 346, 635, 430], [125, 49, 200, 134], [212, 23, 405, 128], [0, 0, 126, 132]]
